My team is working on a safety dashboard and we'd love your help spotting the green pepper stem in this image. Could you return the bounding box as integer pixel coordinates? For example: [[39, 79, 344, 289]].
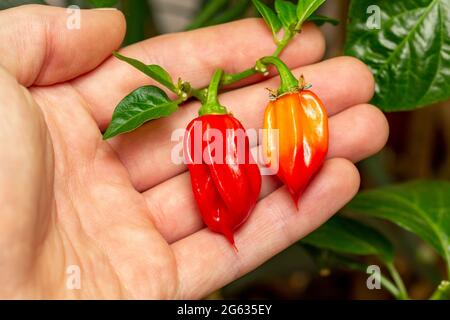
[[219, 31, 294, 87], [221, 68, 257, 85], [273, 30, 295, 57], [258, 56, 299, 95], [198, 69, 228, 116], [179, 30, 298, 103]]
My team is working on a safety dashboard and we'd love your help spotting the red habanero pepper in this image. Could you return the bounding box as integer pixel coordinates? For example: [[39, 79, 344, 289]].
[[260, 57, 328, 205], [184, 70, 261, 246]]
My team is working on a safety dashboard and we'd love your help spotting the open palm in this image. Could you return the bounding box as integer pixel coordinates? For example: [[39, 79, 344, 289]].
[[0, 6, 388, 299]]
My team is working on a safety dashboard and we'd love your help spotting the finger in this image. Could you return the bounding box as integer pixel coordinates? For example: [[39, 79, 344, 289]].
[[328, 104, 389, 161], [145, 103, 387, 243], [0, 5, 125, 86], [171, 158, 360, 299], [112, 56, 375, 192], [71, 19, 326, 127]]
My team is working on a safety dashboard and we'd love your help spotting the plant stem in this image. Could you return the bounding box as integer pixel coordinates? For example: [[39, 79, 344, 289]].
[[430, 281, 450, 300], [387, 262, 409, 300], [322, 252, 402, 300], [190, 88, 208, 104], [380, 274, 401, 298], [444, 247, 450, 280], [183, 26, 297, 104], [191, 67, 255, 101], [218, 30, 295, 87], [273, 31, 294, 57], [258, 56, 299, 95], [198, 69, 228, 116], [221, 67, 258, 85]]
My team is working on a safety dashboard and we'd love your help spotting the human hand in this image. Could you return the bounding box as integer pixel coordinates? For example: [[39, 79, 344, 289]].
[[0, 5, 388, 299]]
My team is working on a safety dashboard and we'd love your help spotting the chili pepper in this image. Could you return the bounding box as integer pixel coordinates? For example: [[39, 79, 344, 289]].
[[261, 57, 328, 205], [184, 70, 261, 246]]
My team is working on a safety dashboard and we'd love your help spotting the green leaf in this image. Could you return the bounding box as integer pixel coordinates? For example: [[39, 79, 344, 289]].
[[345, 0, 450, 111], [297, 0, 326, 25], [307, 14, 339, 26], [87, 0, 117, 8], [346, 180, 450, 273], [103, 86, 178, 139], [113, 52, 176, 92], [252, 0, 282, 37], [301, 215, 394, 262], [0, 0, 45, 9], [275, 0, 298, 30]]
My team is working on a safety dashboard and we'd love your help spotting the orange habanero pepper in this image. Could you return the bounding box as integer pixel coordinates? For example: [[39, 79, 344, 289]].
[[260, 57, 328, 205]]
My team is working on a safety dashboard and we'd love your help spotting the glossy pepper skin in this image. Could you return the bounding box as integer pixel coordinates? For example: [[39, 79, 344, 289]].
[[263, 90, 328, 205], [184, 114, 261, 245]]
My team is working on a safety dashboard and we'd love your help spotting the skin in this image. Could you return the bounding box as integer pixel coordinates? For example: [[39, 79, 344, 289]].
[[0, 5, 389, 299]]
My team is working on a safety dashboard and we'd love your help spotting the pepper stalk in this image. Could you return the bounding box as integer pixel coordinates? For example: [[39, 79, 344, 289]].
[[257, 56, 301, 97], [198, 69, 229, 116]]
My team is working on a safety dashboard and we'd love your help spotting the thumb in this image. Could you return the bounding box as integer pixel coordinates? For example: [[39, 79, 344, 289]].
[[0, 65, 54, 297], [0, 4, 126, 87]]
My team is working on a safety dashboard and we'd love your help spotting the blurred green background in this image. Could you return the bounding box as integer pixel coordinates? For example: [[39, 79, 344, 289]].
[[2, 0, 448, 300]]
